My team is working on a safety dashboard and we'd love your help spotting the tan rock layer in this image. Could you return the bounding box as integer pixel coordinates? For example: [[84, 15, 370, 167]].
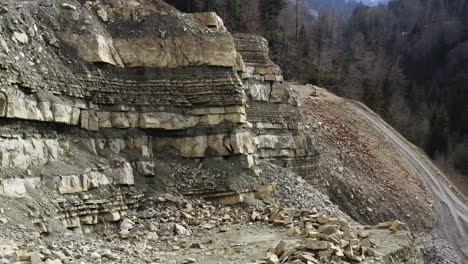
[[233, 34, 319, 176], [58, 32, 239, 68]]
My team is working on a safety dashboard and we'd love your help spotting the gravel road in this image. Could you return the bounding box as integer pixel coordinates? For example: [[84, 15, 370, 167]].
[[349, 102, 468, 263]]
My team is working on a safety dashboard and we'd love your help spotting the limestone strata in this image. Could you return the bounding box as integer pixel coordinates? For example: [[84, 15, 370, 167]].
[[234, 33, 281, 76], [234, 34, 318, 176], [56, 189, 144, 233], [153, 130, 254, 158], [0, 0, 316, 232], [113, 34, 237, 68], [59, 32, 238, 68], [57, 163, 134, 195], [0, 136, 63, 170]]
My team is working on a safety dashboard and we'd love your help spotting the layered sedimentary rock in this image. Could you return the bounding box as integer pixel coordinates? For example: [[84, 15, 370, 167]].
[[234, 34, 319, 176], [0, 0, 316, 232]]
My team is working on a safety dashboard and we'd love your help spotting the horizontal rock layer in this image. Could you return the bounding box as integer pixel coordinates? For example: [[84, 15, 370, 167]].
[[58, 32, 239, 68], [0, 1, 318, 232], [234, 34, 319, 176]]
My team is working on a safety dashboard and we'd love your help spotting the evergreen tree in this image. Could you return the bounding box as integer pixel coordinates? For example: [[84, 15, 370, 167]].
[[259, 0, 287, 45], [428, 106, 451, 157], [204, 0, 217, 12], [299, 24, 309, 57], [226, 0, 241, 31], [259, 0, 287, 28]]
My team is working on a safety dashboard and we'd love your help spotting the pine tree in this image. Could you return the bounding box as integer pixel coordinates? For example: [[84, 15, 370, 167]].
[[204, 0, 217, 12], [298, 24, 309, 57], [259, 0, 286, 28], [428, 106, 451, 157], [226, 0, 241, 31]]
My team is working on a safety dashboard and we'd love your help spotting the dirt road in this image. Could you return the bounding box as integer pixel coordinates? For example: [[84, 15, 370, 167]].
[[349, 102, 468, 262]]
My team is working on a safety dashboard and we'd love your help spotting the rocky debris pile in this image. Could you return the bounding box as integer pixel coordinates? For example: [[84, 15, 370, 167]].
[[0, 185, 420, 264], [422, 232, 463, 264], [0, 194, 256, 263], [259, 162, 352, 222], [153, 154, 252, 195], [254, 206, 407, 264]]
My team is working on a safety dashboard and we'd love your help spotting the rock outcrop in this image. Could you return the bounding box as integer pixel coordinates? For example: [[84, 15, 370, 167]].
[[0, 0, 316, 232], [0, 0, 317, 184], [235, 34, 319, 176], [0, 2, 425, 263]]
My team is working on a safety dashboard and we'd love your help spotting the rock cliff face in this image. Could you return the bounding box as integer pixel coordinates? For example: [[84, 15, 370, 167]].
[[235, 34, 318, 176], [0, 2, 429, 263], [0, 0, 317, 232]]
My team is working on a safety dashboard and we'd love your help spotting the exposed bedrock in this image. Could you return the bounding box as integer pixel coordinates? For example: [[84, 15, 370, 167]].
[[234, 34, 319, 177], [0, 0, 317, 233]]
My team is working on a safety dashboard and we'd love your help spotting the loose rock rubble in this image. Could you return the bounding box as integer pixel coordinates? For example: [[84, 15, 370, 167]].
[[253, 206, 411, 264], [0, 195, 418, 264]]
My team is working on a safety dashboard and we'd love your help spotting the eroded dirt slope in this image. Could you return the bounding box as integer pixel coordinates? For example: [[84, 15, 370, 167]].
[[294, 85, 435, 233]]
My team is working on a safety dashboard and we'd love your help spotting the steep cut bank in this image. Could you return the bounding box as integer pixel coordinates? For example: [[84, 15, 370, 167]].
[[0, 0, 430, 263]]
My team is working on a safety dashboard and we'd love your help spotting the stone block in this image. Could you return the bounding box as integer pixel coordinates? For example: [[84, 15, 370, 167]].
[[80, 110, 89, 130], [70, 107, 81, 125], [154, 136, 208, 158], [239, 154, 254, 168], [26, 100, 42, 121], [57, 175, 83, 194], [111, 112, 130, 128], [52, 104, 73, 124], [88, 111, 99, 131], [192, 107, 226, 115], [1, 178, 27, 197], [207, 135, 231, 156], [304, 239, 329, 250], [255, 135, 295, 150], [7, 98, 28, 119], [135, 161, 155, 176], [230, 131, 254, 154], [247, 80, 271, 101], [270, 82, 287, 103], [58, 33, 124, 67], [200, 115, 223, 125], [0, 92, 6, 117], [83, 171, 110, 189], [128, 112, 140, 127], [38, 102, 54, 122], [194, 12, 226, 31], [97, 111, 112, 128], [139, 112, 199, 130], [103, 211, 121, 222], [225, 113, 247, 123], [110, 162, 134, 185]]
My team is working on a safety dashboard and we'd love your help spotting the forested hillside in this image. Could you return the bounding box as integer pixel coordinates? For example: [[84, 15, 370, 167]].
[[163, 0, 468, 187]]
